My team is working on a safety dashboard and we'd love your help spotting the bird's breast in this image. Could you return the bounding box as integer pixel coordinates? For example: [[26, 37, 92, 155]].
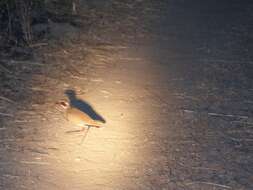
[[66, 107, 92, 127]]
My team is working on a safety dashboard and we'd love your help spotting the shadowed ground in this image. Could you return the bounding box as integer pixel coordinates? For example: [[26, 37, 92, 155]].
[[0, 1, 253, 190]]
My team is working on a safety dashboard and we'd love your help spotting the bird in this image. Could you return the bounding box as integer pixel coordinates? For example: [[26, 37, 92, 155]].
[[56, 100, 104, 143]]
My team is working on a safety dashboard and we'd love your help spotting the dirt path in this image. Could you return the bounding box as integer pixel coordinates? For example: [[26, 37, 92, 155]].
[[1, 1, 253, 190]]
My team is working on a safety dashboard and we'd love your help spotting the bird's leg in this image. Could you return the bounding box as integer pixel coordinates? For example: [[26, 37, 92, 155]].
[[79, 126, 90, 145]]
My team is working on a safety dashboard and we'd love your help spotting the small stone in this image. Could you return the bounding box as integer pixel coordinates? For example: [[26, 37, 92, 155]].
[[75, 157, 81, 162]]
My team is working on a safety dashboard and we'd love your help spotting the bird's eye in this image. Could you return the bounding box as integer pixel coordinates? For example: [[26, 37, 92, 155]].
[[60, 102, 67, 106]]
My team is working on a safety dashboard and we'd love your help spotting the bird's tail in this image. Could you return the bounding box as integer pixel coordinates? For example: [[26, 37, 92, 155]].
[[89, 120, 105, 128]]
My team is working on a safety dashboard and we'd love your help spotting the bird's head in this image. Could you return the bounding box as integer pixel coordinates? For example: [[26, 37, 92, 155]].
[[56, 100, 70, 110]]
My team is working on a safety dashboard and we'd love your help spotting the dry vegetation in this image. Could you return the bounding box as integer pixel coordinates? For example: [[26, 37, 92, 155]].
[[1, 1, 253, 189], [0, 0, 158, 106]]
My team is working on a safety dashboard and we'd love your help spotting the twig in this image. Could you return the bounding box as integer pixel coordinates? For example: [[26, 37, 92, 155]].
[[94, 54, 108, 58], [2, 174, 20, 179], [186, 181, 231, 189], [183, 109, 195, 114], [191, 166, 220, 171], [62, 49, 70, 54], [119, 57, 143, 61], [0, 64, 12, 74], [14, 119, 31, 123], [90, 78, 104, 82], [20, 161, 50, 165], [229, 137, 253, 142], [0, 112, 14, 117], [29, 43, 48, 48], [65, 129, 84, 133], [27, 148, 49, 155], [28, 87, 50, 92], [0, 96, 15, 103], [0, 138, 15, 142], [182, 109, 248, 119], [231, 121, 253, 126], [70, 75, 87, 80], [100, 90, 112, 95], [0, 71, 19, 79], [9, 60, 44, 66], [208, 112, 248, 119]]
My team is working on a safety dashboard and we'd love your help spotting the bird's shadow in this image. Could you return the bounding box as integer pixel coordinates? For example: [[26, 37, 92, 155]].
[[65, 89, 106, 123]]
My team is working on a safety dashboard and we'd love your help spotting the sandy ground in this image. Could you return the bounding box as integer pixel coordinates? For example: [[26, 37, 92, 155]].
[[0, 1, 253, 190]]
